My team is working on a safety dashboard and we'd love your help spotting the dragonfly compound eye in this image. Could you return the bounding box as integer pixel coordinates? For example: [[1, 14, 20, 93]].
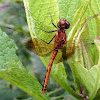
[[57, 19, 70, 29], [65, 23, 70, 29]]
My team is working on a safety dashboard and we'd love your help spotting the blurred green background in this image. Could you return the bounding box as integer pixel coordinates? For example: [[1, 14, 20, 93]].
[[0, 0, 74, 100]]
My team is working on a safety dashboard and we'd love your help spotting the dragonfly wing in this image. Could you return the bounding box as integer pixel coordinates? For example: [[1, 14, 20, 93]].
[[26, 38, 95, 63], [53, 41, 77, 64], [64, 39, 95, 60], [63, 41, 77, 60], [54, 51, 63, 63], [65, 39, 96, 69], [54, 39, 95, 64], [26, 38, 54, 57]]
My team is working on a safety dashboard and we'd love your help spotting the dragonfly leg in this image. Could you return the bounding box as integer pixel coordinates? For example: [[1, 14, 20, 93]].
[[36, 28, 57, 33], [47, 35, 55, 44], [40, 35, 55, 44]]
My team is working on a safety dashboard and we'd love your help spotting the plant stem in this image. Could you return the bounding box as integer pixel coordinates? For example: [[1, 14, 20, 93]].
[[65, 84, 84, 100], [48, 87, 63, 96], [51, 95, 64, 100]]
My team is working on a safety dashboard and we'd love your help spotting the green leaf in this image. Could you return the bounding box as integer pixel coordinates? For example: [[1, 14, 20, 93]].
[[23, 0, 86, 99], [66, 0, 100, 97], [89, 37, 100, 100], [68, 14, 100, 98], [24, 0, 59, 42], [0, 29, 49, 100], [23, 0, 100, 99]]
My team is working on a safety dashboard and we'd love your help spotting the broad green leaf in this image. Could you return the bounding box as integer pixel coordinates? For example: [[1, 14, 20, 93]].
[[67, 0, 100, 96], [24, 0, 59, 42], [23, 0, 100, 99], [68, 14, 100, 95], [0, 29, 49, 100], [23, 0, 85, 99], [58, 0, 82, 33]]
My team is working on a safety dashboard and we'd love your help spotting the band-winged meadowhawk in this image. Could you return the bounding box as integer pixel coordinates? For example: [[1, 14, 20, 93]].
[[0, 2, 99, 95], [25, 14, 98, 94]]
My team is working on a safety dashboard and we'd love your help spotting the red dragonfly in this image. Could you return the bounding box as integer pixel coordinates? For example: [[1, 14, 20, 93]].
[[26, 19, 71, 95], [0, 4, 98, 95], [26, 14, 98, 95], [40, 19, 70, 95], [25, 19, 90, 95]]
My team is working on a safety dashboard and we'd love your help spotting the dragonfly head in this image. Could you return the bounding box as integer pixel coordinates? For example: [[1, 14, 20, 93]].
[[57, 19, 70, 29]]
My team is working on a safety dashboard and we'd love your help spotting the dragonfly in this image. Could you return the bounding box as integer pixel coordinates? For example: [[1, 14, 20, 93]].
[[26, 19, 71, 95], [25, 16, 98, 95], [0, 2, 99, 95]]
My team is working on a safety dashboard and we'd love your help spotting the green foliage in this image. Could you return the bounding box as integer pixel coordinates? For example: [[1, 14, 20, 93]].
[[0, 0, 100, 100], [0, 29, 49, 100], [24, 0, 100, 99]]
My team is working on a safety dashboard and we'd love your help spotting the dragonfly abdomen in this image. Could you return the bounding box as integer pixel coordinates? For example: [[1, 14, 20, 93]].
[[42, 50, 58, 95]]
